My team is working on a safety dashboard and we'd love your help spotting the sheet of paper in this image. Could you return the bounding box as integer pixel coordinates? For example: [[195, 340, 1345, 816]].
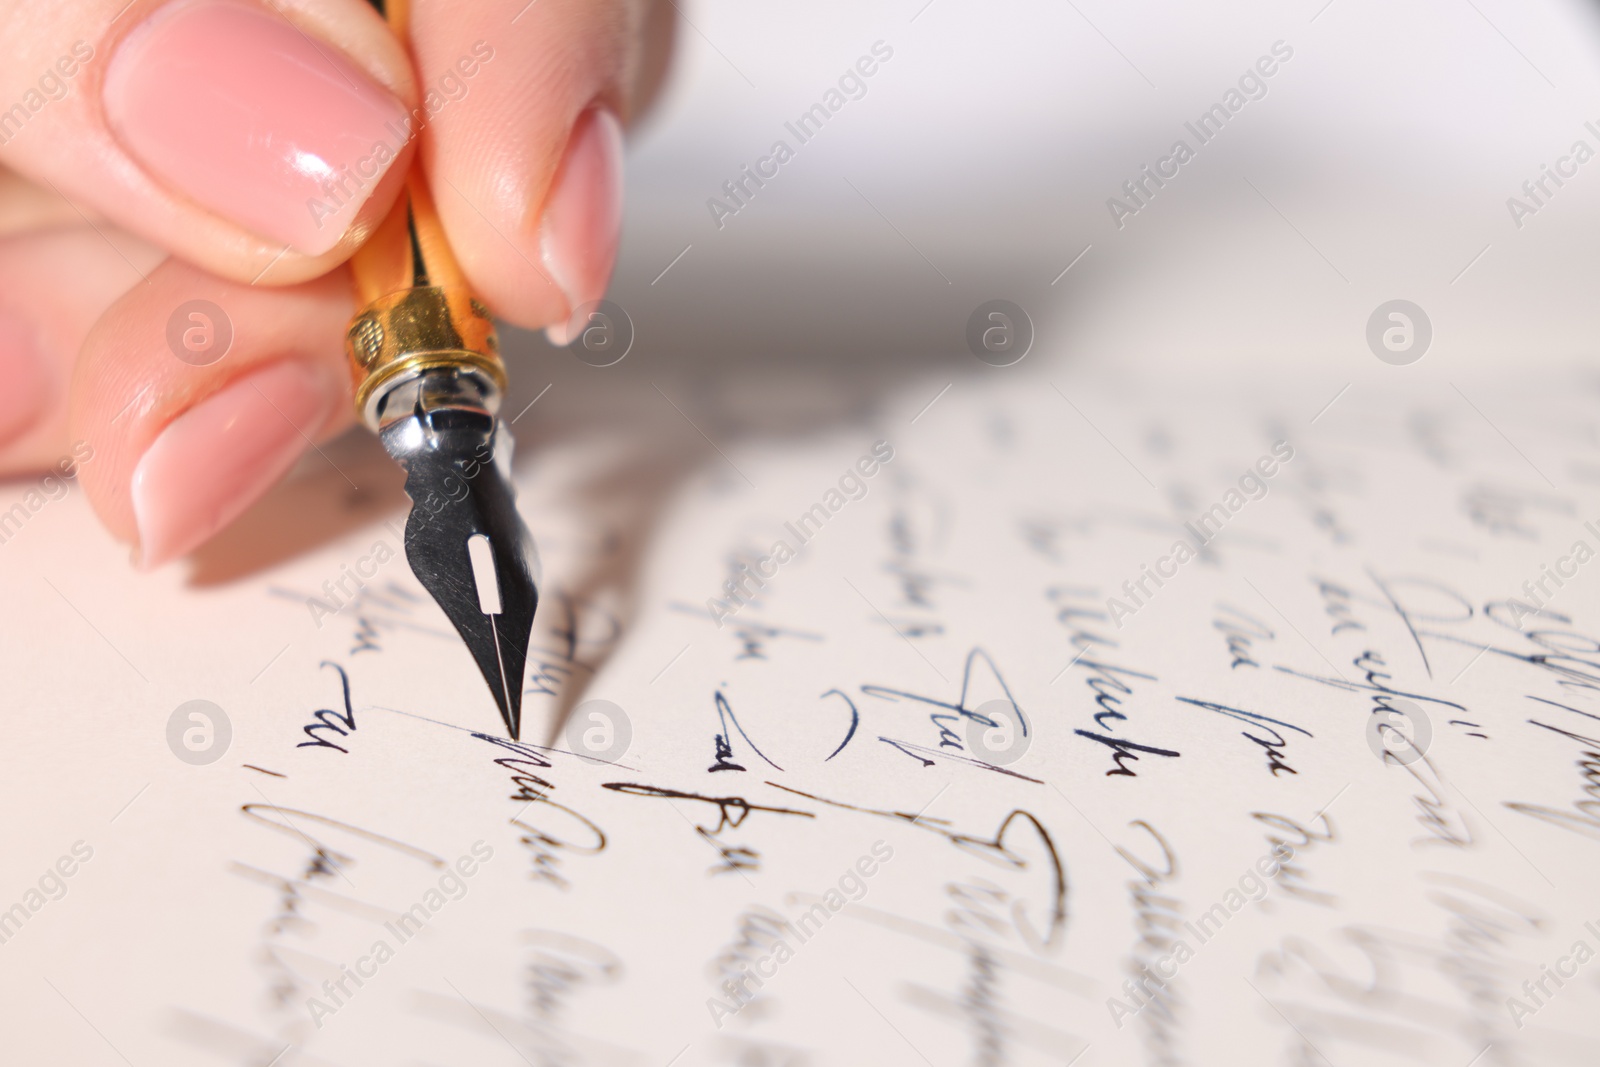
[[4, 363, 1599, 1067]]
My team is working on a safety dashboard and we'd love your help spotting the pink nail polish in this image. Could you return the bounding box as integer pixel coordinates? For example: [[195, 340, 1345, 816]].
[[131, 361, 334, 568], [104, 0, 410, 256], [541, 108, 624, 346], [0, 310, 49, 448]]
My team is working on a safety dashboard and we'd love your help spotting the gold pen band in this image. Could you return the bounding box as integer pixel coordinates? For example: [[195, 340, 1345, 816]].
[[345, 284, 504, 429], [344, 0, 503, 430]]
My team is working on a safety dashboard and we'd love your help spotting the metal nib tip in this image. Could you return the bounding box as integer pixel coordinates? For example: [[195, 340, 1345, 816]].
[[379, 372, 540, 740]]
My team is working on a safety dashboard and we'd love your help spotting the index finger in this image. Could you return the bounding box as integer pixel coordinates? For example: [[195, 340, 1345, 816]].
[[0, 0, 420, 284]]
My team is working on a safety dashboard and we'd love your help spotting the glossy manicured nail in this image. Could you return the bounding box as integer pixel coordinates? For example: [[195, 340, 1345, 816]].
[[104, 0, 409, 256], [541, 108, 624, 346], [0, 310, 49, 448], [131, 361, 334, 568]]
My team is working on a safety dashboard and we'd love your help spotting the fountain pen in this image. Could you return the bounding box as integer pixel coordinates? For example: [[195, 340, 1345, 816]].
[[345, 0, 540, 740]]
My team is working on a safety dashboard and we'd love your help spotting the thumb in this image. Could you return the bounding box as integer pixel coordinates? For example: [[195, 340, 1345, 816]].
[[408, 0, 659, 333]]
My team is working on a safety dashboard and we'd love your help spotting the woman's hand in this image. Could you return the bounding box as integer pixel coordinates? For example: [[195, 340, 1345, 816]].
[[0, 0, 670, 565]]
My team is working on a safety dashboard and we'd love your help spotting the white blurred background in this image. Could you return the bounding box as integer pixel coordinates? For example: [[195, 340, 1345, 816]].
[[583, 0, 1600, 387]]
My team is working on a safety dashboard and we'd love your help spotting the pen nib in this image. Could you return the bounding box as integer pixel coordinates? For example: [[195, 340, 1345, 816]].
[[380, 372, 539, 740]]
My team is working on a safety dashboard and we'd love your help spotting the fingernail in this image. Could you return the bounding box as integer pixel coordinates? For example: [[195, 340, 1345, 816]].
[[540, 108, 624, 347], [104, 0, 409, 256], [131, 361, 334, 568], [0, 311, 49, 448]]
